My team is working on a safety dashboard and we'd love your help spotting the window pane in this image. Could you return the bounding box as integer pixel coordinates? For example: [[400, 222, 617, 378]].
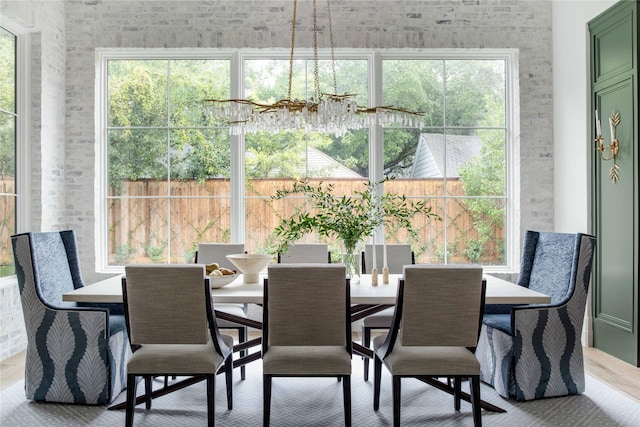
[[107, 198, 168, 265], [383, 59, 443, 127], [244, 57, 370, 252], [446, 197, 506, 265], [448, 128, 506, 197], [170, 59, 230, 127], [0, 28, 16, 113], [108, 128, 169, 196], [445, 59, 506, 127], [0, 27, 16, 278], [108, 60, 168, 127]]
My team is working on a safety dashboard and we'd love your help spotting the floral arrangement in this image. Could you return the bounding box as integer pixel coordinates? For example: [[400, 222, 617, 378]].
[[270, 178, 439, 273]]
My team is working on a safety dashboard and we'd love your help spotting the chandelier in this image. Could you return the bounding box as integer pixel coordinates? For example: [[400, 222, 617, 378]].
[[205, 0, 424, 137]]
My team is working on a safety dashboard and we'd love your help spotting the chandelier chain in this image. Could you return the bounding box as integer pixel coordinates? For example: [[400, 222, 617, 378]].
[[312, 0, 321, 100], [327, 0, 338, 94], [287, 0, 298, 101]]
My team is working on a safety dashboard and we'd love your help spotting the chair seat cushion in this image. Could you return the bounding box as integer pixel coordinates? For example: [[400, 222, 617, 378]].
[[482, 313, 513, 335], [373, 335, 479, 376], [127, 334, 233, 375], [215, 304, 248, 328], [362, 309, 393, 328], [263, 345, 351, 375]]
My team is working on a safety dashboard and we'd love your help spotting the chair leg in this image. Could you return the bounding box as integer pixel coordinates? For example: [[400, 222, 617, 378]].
[[454, 377, 461, 411], [470, 375, 482, 427], [373, 356, 382, 410], [239, 326, 247, 380], [125, 374, 137, 427], [263, 375, 272, 427], [144, 375, 152, 409], [392, 375, 401, 427], [207, 374, 215, 427], [363, 325, 371, 381], [342, 375, 352, 427], [224, 355, 233, 410]]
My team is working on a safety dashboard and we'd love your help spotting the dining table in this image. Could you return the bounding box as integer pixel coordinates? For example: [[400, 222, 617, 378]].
[[63, 271, 550, 412]]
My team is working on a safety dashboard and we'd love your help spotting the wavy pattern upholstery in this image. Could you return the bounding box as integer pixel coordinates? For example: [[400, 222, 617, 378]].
[[476, 231, 596, 401], [11, 231, 130, 404]]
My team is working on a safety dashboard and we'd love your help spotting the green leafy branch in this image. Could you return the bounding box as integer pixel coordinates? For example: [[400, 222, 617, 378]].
[[270, 178, 440, 255]]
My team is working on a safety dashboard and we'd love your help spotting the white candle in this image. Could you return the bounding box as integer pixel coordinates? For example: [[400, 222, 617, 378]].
[[595, 110, 602, 136], [609, 114, 615, 139], [382, 231, 388, 267], [372, 234, 377, 269]]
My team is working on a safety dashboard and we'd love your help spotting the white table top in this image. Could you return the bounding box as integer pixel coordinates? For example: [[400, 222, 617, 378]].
[[63, 273, 551, 305]]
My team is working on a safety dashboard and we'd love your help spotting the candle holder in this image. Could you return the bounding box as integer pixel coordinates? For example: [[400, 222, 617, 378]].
[[371, 268, 378, 286], [382, 266, 389, 284], [595, 111, 621, 182]]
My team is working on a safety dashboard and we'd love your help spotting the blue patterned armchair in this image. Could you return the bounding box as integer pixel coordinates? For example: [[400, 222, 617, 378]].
[[11, 230, 130, 404], [475, 230, 596, 401]]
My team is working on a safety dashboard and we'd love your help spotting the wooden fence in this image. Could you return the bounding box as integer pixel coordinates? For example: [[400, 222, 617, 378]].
[[109, 178, 505, 265]]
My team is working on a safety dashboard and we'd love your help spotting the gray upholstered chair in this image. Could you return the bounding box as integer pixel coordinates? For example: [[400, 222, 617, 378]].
[[373, 264, 485, 427], [360, 243, 414, 381], [476, 230, 597, 401], [277, 243, 331, 263], [122, 264, 233, 426], [262, 264, 352, 427], [196, 242, 249, 380], [10, 230, 130, 404]]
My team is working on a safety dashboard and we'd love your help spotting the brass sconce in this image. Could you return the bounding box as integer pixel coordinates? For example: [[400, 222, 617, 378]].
[[595, 110, 621, 182]]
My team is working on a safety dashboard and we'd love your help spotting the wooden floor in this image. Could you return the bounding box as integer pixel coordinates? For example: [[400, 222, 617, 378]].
[[1, 343, 638, 402]]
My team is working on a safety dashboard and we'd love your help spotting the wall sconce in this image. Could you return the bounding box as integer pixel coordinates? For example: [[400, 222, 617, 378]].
[[595, 110, 621, 182]]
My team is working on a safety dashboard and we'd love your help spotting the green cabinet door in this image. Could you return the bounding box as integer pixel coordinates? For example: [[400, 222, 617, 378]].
[[590, 0, 639, 366]]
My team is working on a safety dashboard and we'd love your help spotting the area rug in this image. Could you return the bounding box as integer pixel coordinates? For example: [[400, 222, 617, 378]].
[[1, 357, 638, 426]]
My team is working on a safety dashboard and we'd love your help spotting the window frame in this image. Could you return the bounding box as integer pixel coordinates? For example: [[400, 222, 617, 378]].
[[96, 48, 519, 274]]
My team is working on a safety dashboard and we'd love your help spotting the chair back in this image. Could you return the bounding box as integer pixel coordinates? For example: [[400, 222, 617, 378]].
[[12, 230, 83, 308], [123, 264, 211, 345], [264, 263, 349, 347], [362, 244, 413, 274], [277, 243, 331, 263], [517, 231, 591, 304], [196, 243, 245, 270], [399, 264, 484, 347]]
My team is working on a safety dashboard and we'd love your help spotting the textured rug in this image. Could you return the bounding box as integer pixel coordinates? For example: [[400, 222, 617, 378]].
[[1, 357, 638, 426]]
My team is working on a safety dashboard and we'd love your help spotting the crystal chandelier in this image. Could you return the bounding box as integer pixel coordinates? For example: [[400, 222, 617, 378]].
[[205, 0, 424, 137]]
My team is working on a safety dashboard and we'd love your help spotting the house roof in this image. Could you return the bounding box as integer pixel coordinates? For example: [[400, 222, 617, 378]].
[[265, 146, 362, 178], [411, 133, 481, 178]]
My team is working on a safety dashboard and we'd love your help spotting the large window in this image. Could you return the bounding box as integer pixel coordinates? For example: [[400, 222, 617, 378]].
[[98, 49, 518, 272], [0, 26, 17, 278]]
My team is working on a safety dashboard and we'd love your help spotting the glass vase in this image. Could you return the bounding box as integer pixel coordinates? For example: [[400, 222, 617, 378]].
[[341, 241, 360, 284]]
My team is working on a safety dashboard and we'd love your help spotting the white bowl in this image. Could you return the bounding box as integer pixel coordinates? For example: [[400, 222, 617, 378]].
[[226, 253, 273, 283], [208, 273, 239, 289]]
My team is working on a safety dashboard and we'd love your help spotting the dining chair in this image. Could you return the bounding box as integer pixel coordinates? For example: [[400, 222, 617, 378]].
[[10, 230, 130, 404], [122, 264, 233, 427], [360, 243, 414, 381], [277, 243, 332, 263], [476, 230, 597, 401], [196, 243, 250, 380], [262, 264, 352, 427], [373, 264, 485, 427]]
